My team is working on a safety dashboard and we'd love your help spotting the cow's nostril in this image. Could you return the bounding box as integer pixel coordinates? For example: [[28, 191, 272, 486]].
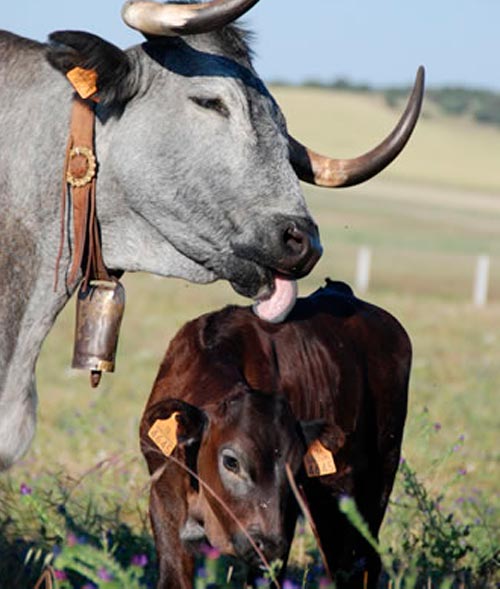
[[283, 224, 306, 256]]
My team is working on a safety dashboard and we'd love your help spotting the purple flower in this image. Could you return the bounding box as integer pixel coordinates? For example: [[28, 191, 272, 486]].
[[433, 422, 442, 431], [458, 434, 465, 442], [458, 468, 467, 476], [97, 567, 113, 582], [399, 456, 406, 465], [53, 570, 68, 581], [283, 580, 300, 589], [20, 483, 32, 496], [197, 567, 207, 579], [131, 553, 148, 567], [66, 532, 78, 547], [200, 544, 220, 560]]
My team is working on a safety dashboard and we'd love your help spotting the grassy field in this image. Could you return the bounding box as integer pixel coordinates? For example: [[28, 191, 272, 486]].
[[2, 88, 499, 588]]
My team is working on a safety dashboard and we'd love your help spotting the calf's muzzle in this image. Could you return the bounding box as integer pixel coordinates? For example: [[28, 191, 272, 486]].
[[232, 530, 287, 568]]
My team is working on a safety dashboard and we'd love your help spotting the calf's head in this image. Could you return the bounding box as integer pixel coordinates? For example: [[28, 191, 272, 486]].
[[142, 386, 325, 567]]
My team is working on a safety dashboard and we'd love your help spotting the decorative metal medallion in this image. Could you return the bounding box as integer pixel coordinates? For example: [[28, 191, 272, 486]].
[[66, 146, 97, 188]]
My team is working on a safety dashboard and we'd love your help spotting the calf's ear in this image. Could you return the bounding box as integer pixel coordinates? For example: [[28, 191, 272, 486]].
[[300, 420, 345, 454], [141, 399, 207, 464], [140, 399, 207, 446], [46, 31, 136, 107]]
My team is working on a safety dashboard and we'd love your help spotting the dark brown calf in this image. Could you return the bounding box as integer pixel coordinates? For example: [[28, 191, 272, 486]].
[[140, 280, 411, 588]]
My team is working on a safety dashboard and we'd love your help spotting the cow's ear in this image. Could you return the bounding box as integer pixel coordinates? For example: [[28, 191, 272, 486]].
[[141, 399, 207, 459], [46, 31, 136, 107], [299, 420, 346, 454]]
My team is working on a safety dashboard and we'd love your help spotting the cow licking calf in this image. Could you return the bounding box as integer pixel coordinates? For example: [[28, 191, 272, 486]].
[[140, 280, 412, 588]]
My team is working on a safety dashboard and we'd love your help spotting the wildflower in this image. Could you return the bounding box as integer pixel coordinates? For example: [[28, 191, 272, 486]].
[[399, 456, 406, 465], [433, 422, 442, 431], [197, 567, 207, 579], [131, 553, 148, 567], [53, 570, 68, 581], [206, 546, 221, 560], [97, 567, 113, 582], [20, 483, 32, 495], [283, 580, 300, 589], [200, 544, 220, 560], [458, 468, 467, 476], [66, 532, 78, 547]]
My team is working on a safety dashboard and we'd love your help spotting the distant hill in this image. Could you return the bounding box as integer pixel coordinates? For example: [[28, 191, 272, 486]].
[[271, 85, 500, 194], [270, 79, 500, 130]]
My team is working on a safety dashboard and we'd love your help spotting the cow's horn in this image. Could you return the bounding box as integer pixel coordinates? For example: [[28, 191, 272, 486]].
[[122, 0, 261, 37], [289, 66, 425, 188]]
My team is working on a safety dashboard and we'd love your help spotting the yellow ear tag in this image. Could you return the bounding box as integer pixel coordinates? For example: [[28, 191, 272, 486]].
[[66, 66, 98, 100], [304, 440, 337, 477], [148, 412, 180, 457]]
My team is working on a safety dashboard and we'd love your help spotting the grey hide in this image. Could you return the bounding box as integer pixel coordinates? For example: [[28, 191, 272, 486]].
[[0, 27, 321, 469]]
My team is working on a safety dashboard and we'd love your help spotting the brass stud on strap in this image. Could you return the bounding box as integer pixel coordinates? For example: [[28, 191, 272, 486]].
[[66, 146, 97, 188]]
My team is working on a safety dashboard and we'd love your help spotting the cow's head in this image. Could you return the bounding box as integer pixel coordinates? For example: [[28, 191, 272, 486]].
[[46, 0, 423, 315], [141, 385, 333, 567]]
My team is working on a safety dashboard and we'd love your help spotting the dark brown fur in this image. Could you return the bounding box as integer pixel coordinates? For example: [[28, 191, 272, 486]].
[[140, 280, 411, 588]]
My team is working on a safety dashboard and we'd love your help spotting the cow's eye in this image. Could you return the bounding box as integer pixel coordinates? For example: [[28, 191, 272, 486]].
[[190, 96, 230, 118], [222, 453, 240, 474]]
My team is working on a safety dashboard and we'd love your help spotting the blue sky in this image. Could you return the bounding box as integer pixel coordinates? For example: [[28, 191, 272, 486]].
[[3, 0, 499, 90]]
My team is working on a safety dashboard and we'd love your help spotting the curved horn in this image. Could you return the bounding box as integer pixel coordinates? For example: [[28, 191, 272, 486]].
[[122, 0, 261, 37], [289, 66, 425, 188]]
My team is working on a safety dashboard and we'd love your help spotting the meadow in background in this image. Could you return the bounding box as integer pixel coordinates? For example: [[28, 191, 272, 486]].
[[1, 87, 498, 588]]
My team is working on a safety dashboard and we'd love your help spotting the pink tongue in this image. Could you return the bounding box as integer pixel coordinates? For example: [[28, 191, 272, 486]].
[[253, 275, 298, 323]]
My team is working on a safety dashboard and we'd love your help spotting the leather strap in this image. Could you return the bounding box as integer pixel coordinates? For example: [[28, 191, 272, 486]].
[[55, 96, 111, 290]]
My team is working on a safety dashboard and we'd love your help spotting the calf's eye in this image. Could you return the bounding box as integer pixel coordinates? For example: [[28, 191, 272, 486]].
[[222, 453, 240, 474]]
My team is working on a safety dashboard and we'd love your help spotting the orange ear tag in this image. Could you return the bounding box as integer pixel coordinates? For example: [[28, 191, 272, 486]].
[[66, 66, 98, 100], [304, 440, 337, 477], [148, 412, 180, 457]]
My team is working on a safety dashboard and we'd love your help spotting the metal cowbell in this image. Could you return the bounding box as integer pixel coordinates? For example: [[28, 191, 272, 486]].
[[72, 280, 126, 388]]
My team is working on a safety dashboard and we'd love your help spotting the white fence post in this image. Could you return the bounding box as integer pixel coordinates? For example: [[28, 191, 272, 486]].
[[473, 255, 490, 307], [355, 247, 372, 295]]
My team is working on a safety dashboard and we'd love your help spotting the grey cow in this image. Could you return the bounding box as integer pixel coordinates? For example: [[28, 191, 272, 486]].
[[0, 0, 423, 469]]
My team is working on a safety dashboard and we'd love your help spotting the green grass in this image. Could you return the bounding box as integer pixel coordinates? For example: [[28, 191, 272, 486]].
[[2, 90, 500, 587]]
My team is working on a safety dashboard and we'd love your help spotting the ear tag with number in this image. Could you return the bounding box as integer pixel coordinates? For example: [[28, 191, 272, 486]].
[[148, 412, 180, 457], [66, 67, 98, 100], [304, 440, 337, 477]]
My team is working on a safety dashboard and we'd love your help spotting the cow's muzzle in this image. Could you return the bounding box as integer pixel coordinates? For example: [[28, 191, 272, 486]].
[[232, 215, 322, 281]]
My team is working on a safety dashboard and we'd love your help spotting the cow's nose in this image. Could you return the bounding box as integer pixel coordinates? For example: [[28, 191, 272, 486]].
[[278, 217, 322, 277]]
